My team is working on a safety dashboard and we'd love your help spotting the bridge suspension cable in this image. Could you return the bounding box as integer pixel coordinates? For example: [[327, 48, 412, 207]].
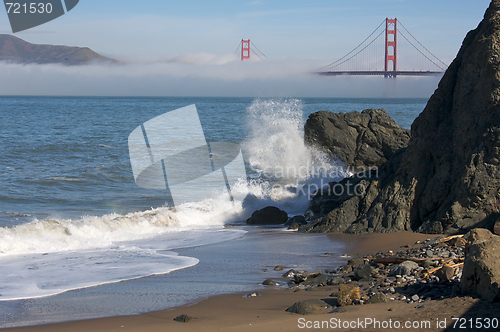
[[318, 20, 386, 71], [318, 18, 448, 77]]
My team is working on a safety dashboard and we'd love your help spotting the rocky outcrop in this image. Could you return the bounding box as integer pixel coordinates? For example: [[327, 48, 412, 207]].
[[301, 0, 500, 234], [460, 229, 500, 302], [246, 206, 288, 225], [304, 109, 410, 172]]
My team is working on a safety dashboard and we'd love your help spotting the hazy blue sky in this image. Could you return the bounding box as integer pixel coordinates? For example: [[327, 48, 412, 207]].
[[0, 1, 493, 97], [0, 0, 490, 61]]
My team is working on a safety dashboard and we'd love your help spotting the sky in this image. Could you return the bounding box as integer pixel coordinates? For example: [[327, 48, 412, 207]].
[[0, 0, 493, 97]]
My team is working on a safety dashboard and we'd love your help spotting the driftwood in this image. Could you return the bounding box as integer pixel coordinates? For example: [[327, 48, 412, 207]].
[[423, 261, 464, 278], [439, 234, 464, 242], [371, 257, 426, 265]]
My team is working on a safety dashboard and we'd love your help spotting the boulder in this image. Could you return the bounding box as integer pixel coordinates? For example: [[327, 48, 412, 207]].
[[301, 1, 500, 235], [246, 206, 288, 225], [304, 109, 410, 173], [460, 230, 500, 302]]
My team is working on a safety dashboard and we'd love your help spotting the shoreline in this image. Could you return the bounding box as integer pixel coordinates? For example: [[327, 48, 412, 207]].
[[2, 230, 472, 332]]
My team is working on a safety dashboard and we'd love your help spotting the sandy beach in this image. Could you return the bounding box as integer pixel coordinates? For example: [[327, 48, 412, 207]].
[[6, 230, 496, 332]]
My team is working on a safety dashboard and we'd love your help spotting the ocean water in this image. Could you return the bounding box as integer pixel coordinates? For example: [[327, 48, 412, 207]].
[[0, 97, 426, 314]]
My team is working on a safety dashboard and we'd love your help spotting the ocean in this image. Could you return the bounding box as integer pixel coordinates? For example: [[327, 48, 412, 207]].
[[0, 96, 426, 326]]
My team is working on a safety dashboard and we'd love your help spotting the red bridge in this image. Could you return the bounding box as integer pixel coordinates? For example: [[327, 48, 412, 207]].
[[317, 18, 448, 78]]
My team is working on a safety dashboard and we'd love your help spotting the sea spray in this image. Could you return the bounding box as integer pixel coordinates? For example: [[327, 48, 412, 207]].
[[242, 99, 348, 214]]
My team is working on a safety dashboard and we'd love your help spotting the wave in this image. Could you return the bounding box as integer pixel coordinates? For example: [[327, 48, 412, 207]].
[[0, 98, 348, 300]]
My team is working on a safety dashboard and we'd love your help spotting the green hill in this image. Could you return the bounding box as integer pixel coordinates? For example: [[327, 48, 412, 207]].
[[0, 34, 115, 65]]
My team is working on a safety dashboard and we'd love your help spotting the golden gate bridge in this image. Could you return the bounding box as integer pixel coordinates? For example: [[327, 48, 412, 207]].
[[237, 18, 448, 78]]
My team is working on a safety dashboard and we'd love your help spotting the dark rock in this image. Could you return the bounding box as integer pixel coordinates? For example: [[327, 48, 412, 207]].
[[304, 109, 410, 173], [285, 299, 329, 315], [354, 265, 378, 281], [460, 231, 500, 302], [274, 265, 284, 271], [494, 220, 500, 236], [262, 278, 277, 286], [436, 266, 455, 283], [173, 314, 192, 322], [302, 274, 329, 287], [246, 206, 288, 225], [285, 215, 306, 226], [301, 1, 500, 235], [282, 269, 296, 278], [366, 292, 388, 304], [328, 276, 346, 285], [347, 257, 366, 267]]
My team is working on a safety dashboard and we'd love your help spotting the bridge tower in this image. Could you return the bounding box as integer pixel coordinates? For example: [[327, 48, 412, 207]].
[[241, 39, 250, 61], [385, 18, 397, 78]]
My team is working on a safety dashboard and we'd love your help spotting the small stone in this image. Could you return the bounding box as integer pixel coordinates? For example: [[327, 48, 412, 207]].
[[411, 294, 420, 302], [366, 292, 388, 304], [354, 264, 378, 281], [329, 307, 347, 313], [337, 284, 361, 306], [174, 314, 192, 322], [263, 279, 277, 286], [282, 269, 296, 278], [435, 266, 455, 283], [285, 299, 329, 315], [494, 220, 500, 236], [274, 265, 284, 271], [347, 257, 365, 267]]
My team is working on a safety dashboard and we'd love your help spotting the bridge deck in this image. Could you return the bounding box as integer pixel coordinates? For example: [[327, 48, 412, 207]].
[[317, 71, 444, 77]]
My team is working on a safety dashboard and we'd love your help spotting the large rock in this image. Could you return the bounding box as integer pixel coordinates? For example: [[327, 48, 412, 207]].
[[246, 206, 288, 225], [301, 1, 500, 234], [460, 229, 500, 302], [305, 109, 410, 173]]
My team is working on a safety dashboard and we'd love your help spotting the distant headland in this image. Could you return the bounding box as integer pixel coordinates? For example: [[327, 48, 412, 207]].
[[0, 34, 115, 65]]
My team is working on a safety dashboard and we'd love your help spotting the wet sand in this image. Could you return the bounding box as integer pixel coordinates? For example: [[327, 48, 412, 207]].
[[8, 230, 496, 331]]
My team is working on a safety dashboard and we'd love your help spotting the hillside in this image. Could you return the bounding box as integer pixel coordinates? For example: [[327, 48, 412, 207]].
[[0, 34, 115, 65]]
